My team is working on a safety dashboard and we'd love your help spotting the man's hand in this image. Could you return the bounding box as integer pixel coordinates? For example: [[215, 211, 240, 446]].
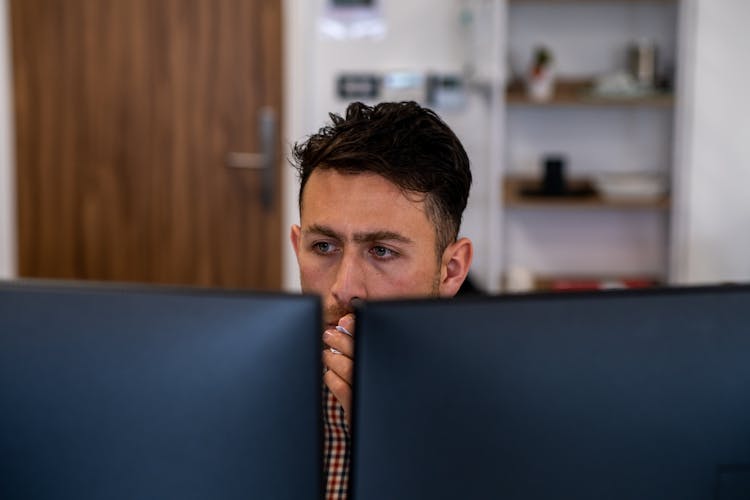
[[322, 313, 355, 426]]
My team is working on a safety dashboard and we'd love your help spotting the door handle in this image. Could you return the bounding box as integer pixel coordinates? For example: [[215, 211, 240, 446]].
[[226, 106, 277, 210]]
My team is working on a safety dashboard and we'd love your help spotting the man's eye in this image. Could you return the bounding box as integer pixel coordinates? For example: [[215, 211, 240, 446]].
[[312, 242, 334, 254], [371, 246, 397, 259]]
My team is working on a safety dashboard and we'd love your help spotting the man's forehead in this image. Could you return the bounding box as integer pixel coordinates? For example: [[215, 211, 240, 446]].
[[298, 168, 438, 242], [300, 169, 427, 213]]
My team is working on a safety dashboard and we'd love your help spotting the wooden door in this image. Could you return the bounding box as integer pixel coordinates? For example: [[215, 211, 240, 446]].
[[10, 0, 283, 290]]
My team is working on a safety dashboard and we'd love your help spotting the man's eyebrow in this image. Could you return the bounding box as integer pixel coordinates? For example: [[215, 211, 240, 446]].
[[305, 224, 341, 240], [352, 231, 413, 245], [304, 224, 413, 245]]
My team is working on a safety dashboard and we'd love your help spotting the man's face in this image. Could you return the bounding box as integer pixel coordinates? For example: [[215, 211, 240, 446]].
[[291, 169, 443, 328]]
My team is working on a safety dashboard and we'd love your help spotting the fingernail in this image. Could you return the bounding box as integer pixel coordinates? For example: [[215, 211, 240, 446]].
[[335, 325, 352, 337], [330, 347, 342, 354]]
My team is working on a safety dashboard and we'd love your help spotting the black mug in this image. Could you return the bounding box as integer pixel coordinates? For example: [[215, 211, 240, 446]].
[[542, 155, 567, 195]]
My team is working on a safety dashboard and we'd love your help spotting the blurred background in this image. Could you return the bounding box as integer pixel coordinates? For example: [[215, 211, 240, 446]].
[[1, 0, 748, 294]]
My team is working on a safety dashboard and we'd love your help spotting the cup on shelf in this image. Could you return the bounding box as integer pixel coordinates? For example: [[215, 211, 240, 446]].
[[542, 155, 567, 195], [627, 40, 658, 90]]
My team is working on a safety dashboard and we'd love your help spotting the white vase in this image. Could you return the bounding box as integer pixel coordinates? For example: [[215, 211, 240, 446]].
[[527, 67, 555, 102]]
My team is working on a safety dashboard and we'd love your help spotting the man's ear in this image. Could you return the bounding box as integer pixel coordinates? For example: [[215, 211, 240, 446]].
[[290, 225, 302, 258], [439, 237, 473, 297]]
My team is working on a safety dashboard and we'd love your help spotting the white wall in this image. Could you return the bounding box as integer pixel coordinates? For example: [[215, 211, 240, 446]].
[[0, 0, 16, 279], [671, 0, 750, 284]]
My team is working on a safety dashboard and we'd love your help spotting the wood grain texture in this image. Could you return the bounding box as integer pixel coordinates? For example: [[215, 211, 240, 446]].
[[11, 0, 283, 289]]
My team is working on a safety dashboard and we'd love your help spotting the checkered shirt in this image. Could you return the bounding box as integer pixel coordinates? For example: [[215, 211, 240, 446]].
[[323, 385, 351, 499]]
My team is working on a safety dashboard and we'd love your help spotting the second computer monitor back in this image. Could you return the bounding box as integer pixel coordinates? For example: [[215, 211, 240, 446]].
[[352, 285, 750, 500]]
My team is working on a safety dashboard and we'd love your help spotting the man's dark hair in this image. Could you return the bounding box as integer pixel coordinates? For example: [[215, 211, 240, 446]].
[[292, 101, 472, 256]]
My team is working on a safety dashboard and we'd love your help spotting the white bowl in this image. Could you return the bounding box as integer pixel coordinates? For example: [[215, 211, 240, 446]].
[[594, 172, 668, 201]]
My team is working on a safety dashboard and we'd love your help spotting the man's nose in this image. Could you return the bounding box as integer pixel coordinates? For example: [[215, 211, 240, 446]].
[[330, 251, 366, 306]]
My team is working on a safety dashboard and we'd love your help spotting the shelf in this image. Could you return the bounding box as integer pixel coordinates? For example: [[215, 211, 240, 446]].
[[506, 79, 674, 108], [503, 177, 670, 210], [503, 270, 664, 293], [533, 275, 662, 292]]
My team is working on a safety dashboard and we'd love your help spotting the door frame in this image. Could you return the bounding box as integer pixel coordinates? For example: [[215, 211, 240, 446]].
[[0, 0, 17, 280], [281, 0, 317, 292]]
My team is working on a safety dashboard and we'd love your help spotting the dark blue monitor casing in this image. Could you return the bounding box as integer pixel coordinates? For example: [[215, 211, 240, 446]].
[[352, 285, 750, 500], [0, 281, 322, 500]]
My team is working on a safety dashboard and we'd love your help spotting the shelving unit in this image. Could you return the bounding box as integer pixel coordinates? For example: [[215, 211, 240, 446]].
[[498, 0, 679, 292]]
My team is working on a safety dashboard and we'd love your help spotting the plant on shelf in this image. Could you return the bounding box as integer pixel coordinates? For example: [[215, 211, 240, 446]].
[[527, 45, 555, 102]]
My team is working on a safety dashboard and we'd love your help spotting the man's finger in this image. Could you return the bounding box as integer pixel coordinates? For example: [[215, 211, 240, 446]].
[[323, 347, 353, 384], [323, 328, 354, 358], [338, 313, 356, 335]]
